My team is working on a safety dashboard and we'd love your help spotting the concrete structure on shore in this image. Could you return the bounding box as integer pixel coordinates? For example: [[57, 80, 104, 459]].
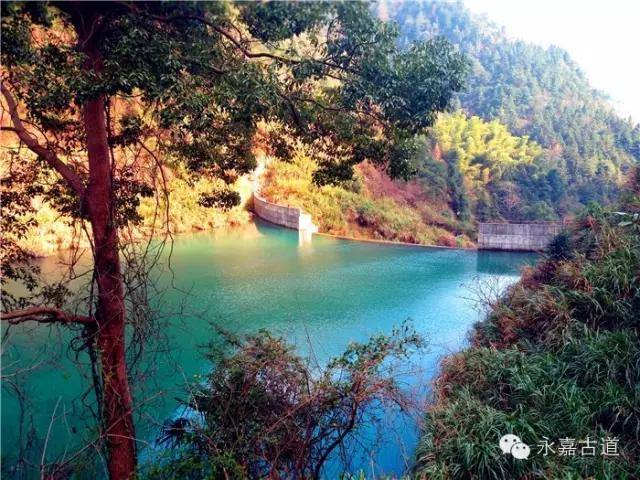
[[253, 194, 319, 234], [251, 158, 558, 252], [250, 156, 318, 240], [478, 222, 563, 251]]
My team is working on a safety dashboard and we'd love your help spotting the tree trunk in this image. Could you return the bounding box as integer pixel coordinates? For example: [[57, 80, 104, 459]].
[[83, 93, 137, 479], [76, 13, 137, 477]]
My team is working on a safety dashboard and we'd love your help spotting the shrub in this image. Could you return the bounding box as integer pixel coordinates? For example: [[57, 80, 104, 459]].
[[15, 168, 250, 257], [149, 324, 425, 479], [545, 230, 574, 260]]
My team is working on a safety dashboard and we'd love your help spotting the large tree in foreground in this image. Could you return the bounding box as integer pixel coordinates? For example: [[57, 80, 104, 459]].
[[1, 1, 466, 477]]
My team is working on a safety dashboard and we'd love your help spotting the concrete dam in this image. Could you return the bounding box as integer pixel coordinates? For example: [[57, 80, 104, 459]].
[[252, 194, 319, 234], [478, 222, 563, 251]]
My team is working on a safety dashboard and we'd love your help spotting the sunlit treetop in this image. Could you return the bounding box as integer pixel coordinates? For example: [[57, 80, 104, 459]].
[[2, 0, 467, 194]]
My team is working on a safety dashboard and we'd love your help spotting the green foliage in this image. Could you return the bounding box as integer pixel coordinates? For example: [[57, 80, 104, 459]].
[[137, 170, 251, 234], [0, 156, 44, 309], [444, 151, 470, 222], [240, 1, 328, 42], [418, 333, 639, 479], [0, 155, 75, 310], [546, 231, 574, 261], [1, 0, 467, 227], [422, 111, 567, 221], [149, 323, 424, 479], [11, 167, 251, 257], [432, 112, 543, 180], [415, 191, 640, 478], [614, 212, 640, 232], [198, 189, 241, 211], [387, 0, 640, 212]]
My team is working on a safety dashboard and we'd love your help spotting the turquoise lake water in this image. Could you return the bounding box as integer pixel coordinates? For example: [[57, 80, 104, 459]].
[[1, 220, 535, 478]]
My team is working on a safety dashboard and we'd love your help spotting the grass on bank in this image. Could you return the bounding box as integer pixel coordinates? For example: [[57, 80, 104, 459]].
[[416, 179, 640, 479], [261, 151, 474, 248]]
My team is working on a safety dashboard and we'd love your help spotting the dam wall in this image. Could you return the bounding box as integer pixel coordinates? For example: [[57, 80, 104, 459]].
[[253, 194, 318, 233], [478, 222, 563, 251]]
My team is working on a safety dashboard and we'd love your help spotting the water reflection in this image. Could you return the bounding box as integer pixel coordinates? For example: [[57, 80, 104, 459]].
[[476, 249, 537, 275], [298, 229, 314, 247]]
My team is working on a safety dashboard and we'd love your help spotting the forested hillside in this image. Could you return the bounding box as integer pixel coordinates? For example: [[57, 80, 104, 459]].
[[262, 0, 640, 244], [383, 0, 640, 211], [260, 111, 558, 247], [9, 1, 640, 255], [379, 1, 640, 203], [424, 112, 566, 222]]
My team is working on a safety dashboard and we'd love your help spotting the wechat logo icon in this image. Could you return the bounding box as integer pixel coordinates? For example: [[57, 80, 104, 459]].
[[499, 434, 530, 460]]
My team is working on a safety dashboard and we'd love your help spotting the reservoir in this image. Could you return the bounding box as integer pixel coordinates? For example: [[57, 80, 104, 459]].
[[1, 220, 535, 477]]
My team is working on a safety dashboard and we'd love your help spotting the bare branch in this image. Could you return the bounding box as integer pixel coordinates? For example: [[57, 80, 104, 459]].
[[1, 307, 94, 325], [0, 81, 86, 197]]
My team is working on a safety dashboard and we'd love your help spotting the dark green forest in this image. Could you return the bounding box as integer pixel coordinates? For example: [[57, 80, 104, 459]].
[[384, 0, 640, 221]]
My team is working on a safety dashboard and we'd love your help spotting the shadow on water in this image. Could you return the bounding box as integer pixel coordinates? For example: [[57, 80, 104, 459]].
[[476, 250, 538, 275]]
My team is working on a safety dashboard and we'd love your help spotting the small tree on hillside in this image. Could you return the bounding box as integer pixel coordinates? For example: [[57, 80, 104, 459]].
[[1, 2, 466, 477]]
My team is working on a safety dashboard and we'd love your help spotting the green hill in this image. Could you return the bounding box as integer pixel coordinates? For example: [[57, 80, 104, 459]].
[[384, 0, 639, 211], [261, 1, 640, 242]]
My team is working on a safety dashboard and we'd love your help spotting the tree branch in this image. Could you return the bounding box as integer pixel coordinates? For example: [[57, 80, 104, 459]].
[[125, 5, 297, 64], [1, 307, 94, 325], [128, 6, 358, 73], [1, 81, 86, 198]]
